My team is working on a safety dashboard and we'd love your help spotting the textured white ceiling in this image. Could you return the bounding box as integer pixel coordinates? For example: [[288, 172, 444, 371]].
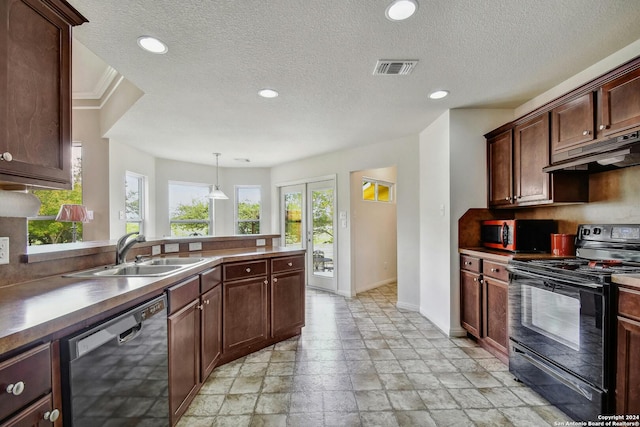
[[70, 0, 640, 168]]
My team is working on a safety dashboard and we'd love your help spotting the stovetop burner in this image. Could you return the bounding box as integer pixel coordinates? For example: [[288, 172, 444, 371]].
[[513, 257, 640, 283]]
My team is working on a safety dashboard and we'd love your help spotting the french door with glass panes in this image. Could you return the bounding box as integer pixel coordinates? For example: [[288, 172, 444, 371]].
[[280, 180, 336, 292]]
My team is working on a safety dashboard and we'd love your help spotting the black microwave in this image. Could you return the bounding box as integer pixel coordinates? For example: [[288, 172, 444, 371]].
[[481, 219, 557, 252]]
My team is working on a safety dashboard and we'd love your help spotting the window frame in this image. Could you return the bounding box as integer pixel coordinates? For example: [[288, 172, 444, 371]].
[[168, 180, 214, 237], [362, 177, 395, 203], [235, 185, 262, 235], [125, 171, 146, 234]]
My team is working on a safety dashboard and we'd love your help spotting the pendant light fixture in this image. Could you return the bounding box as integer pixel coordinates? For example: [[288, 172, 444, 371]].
[[207, 153, 228, 199]]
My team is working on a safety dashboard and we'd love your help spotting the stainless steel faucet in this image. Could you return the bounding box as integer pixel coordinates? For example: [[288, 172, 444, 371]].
[[116, 232, 146, 265]]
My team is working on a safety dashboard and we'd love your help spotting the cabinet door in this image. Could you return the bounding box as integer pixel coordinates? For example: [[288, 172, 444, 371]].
[[551, 92, 596, 154], [223, 277, 268, 353], [0, 0, 83, 188], [513, 114, 550, 204], [460, 270, 481, 338], [487, 130, 513, 207], [483, 277, 508, 356], [200, 283, 222, 381], [168, 300, 200, 426], [0, 395, 54, 427], [271, 270, 305, 338], [617, 315, 640, 414], [600, 67, 640, 137]]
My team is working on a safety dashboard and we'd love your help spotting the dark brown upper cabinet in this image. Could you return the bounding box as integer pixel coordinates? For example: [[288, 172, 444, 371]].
[[0, 0, 87, 189], [600, 67, 640, 138], [487, 129, 513, 207], [551, 92, 596, 160]]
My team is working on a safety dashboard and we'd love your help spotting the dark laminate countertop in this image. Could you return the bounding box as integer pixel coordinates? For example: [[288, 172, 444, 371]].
[[612, 273, 640, 290], [0, 246, 305, 355]]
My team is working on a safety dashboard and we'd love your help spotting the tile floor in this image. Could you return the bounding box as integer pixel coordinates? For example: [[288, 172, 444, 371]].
[[177, 284, 573, 426]]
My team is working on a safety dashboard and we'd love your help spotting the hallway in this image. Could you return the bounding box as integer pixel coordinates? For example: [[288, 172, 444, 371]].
[[177, 284, 572, 426]]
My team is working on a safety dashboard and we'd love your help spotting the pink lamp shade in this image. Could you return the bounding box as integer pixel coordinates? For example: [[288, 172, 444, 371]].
[[55, 204, 89, 223]]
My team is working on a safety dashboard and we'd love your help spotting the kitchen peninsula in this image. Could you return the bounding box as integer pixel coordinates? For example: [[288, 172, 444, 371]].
[[0, 233, 306, 426]]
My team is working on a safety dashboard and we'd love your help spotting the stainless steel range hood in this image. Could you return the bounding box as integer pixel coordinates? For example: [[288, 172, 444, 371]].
[[543, 131, 640, 173]]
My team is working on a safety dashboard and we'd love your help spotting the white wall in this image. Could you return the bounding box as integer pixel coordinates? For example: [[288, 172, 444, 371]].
[[271, 135, 420, 306], [419, 109, 515, 335], [72, 109, 110, 241], [108, 140, 156, 239], [351, 167, 397, 293]]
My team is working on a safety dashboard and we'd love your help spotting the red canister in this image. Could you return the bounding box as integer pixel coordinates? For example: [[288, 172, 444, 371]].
[[551, 234, 576, 256]]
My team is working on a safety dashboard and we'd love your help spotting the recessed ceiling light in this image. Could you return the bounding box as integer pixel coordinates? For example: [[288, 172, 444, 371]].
[[137, 36, 168, 54], [429, 90, 449, 100], [258, 89, 279, 98], [385, 0, 418, 21]]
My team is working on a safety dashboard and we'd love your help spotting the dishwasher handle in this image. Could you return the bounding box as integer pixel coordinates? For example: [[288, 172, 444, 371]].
[[66, 295, 166, 360]]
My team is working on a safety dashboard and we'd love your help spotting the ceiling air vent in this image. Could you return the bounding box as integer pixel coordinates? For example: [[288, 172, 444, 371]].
[[373, 60, 418, 76]]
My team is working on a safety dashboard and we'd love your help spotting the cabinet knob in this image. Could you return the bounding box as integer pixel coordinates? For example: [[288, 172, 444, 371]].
[[599, 124, 608, 130], [490, 268, 499, 272], [205, 299, 210, 305], [288, 262, 293, 267], [273, 277, 278, 283], [464, 261, 472, 265], [6, 381, 25, 396], [582, 130, 590, 136], [245, 268, 251, 273], [472, 277, 477, 282], [264, 279, 268, 285], [44, 409, 60, 422], [197, 304, 204, 310], [505, 197, 510, 201], [0, 152, 12, 162], [478, 278, 484, 284]]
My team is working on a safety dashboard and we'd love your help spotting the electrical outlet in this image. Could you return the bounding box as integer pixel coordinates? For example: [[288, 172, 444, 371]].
[[151, 245, 161, 256], [189, 242, 202, 251], [0, 237, 9, 265], [164, 243, 179, 253], [256, 239, 266, 246]]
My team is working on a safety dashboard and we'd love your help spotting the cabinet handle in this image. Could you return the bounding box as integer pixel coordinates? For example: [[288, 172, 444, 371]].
[[44, 409, 60, 422], [245, 267, 251, 273], [599, 124, 609, 130], [0, 152, 12, 162], [582, 130, 590, 136], [288, 262, 293, 267], [6, 381, 25, 396]]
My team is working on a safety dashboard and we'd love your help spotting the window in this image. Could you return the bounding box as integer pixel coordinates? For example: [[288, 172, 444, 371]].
[[236, 186, 261, 234], [28, 145, 83, 245], [169, 181, 212, 236], [125, 172, 146, 234], [362, 178, 394, 202]]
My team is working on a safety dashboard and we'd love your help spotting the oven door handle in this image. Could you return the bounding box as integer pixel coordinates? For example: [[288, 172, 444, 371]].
[[512, 346, 594, 402], [506, 266, 603, 290]]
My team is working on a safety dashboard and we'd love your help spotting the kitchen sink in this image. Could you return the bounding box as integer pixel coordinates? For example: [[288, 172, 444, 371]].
[[64, 257, 210, 278], [137, 257, 207, 266]]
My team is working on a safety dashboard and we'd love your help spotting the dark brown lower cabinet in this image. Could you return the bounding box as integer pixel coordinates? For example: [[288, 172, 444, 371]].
[[168, 299, 200, 426], [460, 270, 482, 338], [271, 270, 305, 337], [0, 395, 54, 427], [616, 286, 640, 414], [483, 276, 509, 357], [223, 277, 269, 354], [200, 283, 222, 381]]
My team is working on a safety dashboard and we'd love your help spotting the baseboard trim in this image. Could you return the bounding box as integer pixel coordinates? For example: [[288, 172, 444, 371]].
[[396, 301, 419, 312], [355, 278, 397, 294]]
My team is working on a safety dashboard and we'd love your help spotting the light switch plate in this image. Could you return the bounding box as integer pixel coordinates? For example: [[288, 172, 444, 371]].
[[189, 242, 202, 251], [0, 237, 9, 265], [164, 243, 179, 253]]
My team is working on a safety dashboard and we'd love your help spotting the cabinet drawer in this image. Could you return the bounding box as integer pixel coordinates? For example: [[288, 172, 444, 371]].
[[460, 255, 481, 273], [0, 343, 51, 421], [167, 276, 200, 315], [200, 266, 222, 293], [619, 287, 640, 322], [483, 261, 508, 282], [272, 255, 305, 273], [224, 260, 267, 281]]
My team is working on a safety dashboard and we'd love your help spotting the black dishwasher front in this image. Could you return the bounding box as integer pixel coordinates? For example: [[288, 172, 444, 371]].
[[60, 294, 168, 427]]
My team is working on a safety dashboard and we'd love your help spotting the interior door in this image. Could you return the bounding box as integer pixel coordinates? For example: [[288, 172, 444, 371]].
[[306, 180, 336, 291]]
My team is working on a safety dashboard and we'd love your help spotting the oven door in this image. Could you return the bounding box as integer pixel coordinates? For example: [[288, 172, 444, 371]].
[[508, 268, 605, 388]]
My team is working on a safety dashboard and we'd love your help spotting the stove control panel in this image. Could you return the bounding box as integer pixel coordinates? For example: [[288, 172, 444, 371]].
[[578, 224, 640, 242]]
